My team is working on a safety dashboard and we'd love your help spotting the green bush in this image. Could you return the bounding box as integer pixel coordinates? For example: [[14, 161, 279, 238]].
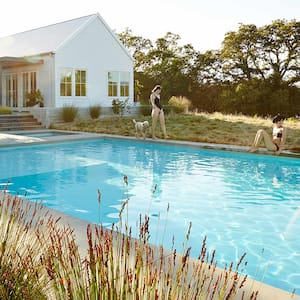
[[112, 98, 130, 116], [25, 89, 44, 107], [89, 105, 102, 119], [61, 105, 78, 122], [0, 106, 12, 115], [168, 96, 191, 114]]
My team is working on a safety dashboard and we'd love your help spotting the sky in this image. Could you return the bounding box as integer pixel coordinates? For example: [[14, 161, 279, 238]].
[[0, 0, 299, 52]]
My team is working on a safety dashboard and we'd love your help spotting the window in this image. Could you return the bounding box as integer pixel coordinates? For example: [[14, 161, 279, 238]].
[[108, 71, 118, 97], [75, 70, 86, 96], [60, 69, 72, 96], [108, 71, 130, 97], [60, 69, 87, 97], [22, 71, 37, 106], [120, 72, 130, 97]]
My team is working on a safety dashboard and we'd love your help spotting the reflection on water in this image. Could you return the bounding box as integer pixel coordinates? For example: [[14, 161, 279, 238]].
[[0, 139, 299, 294]]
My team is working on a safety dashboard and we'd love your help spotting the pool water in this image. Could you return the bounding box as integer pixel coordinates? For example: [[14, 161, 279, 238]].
[[13, 130, 76, 138], [0, 139, 299, 294]]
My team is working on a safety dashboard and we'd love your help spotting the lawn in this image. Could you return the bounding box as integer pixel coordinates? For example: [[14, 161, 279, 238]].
[[52, 112, 300, 152]]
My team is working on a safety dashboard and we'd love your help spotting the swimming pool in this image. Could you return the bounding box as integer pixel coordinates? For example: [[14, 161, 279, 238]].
[[11, 130, 77, 138], [0, 138, 299, 294]]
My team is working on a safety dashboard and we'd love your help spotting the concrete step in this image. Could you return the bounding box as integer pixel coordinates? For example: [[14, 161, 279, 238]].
[[0, 125, 44, 131], [0, 114, 44, 131]]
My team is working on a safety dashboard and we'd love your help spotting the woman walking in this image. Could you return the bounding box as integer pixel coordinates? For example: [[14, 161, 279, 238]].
[[150, 85, 168, 139]]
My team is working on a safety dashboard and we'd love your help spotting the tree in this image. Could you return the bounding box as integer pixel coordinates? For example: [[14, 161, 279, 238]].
[[259, 19, 300, 86], [219, 20, 300, 116], [221, 20, 300, 87], [118, 20, 300, 116], [118, 28, 153, 73], [119, 30, 200, 103]]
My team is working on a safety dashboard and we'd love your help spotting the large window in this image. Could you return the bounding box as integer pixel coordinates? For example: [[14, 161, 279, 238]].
[[60, 68, 86, 97], [60, 69, 72, 96], [75, 70, 86, 96], [108, 71, 130, 97]]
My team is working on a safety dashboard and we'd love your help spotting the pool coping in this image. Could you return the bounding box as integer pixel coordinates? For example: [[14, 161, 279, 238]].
[[0, 129, 299, 159]]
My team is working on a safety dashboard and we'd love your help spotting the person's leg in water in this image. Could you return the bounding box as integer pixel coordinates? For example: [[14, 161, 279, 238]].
[[248, 129, 277, 152]]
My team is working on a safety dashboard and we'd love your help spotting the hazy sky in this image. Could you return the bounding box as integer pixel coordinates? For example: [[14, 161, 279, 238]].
[[0, 0, 298, 52]]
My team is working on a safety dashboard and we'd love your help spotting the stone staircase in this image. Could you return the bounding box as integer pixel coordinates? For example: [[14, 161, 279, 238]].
[[0, 113, 44, 131]]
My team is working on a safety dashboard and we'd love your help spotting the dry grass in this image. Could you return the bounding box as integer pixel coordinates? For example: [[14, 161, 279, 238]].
[[52, 112, 300, 152]]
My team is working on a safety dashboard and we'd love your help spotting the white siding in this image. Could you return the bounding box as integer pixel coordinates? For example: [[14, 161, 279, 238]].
[[54, 16, 134, 108], [0, 14, 134, 110]]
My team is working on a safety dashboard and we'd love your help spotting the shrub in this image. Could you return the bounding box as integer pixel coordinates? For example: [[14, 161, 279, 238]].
[[61, 105, 78, 122], [112, 98, 130, 116], [25, 89, 44, 107], [89, 105, 102, 119], [0, 106, 12, 115], [168, 96, 191, 114]]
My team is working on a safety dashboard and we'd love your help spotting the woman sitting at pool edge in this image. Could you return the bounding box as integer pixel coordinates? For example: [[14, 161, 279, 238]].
[[248, 114, 287, 155]]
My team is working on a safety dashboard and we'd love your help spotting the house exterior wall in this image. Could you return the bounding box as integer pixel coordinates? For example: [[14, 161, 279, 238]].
[[54, 16, 134, 108], [38, 54, 56, 108], [0, 14, 134, 111]]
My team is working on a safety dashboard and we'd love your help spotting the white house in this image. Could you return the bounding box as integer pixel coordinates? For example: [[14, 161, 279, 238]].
[[0, 13, 134, 116]]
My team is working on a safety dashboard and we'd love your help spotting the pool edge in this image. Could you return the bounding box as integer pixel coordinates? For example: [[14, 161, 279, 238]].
[[0, 130, 299, 158]]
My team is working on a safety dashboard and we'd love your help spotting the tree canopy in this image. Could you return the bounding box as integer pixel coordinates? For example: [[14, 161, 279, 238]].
[[118, 19, 300, 116]]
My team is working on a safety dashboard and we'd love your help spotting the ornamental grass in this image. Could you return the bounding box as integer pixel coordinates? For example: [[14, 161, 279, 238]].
[[0, 177, 258, 299]]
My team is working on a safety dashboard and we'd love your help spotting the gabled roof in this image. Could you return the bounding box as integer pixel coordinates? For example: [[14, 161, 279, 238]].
[[0, 13, 132, 61]]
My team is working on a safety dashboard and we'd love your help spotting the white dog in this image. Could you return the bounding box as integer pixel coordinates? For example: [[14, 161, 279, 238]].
[[133, 119, 149, 139]]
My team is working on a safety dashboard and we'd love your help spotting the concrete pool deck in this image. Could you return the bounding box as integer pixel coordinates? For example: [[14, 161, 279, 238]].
[[0, 129, 299, 298]]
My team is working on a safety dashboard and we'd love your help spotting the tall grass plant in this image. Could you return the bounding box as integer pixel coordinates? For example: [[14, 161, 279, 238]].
[[0, 183, 259, 299]]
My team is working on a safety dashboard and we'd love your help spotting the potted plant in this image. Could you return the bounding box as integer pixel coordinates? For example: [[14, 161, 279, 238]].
[[25, 89, 44, 107]]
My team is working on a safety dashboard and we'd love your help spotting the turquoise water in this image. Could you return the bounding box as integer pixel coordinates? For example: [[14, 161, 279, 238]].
[[0, 139, 299, 294], [13, 130, 76, 138]]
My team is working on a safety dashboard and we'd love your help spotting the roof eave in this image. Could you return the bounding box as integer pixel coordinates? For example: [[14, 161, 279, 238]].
[[0, 56, 44, 69]]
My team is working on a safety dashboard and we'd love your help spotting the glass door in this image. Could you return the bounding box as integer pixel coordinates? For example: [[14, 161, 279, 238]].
[[22, 71, 37, 107], [5, 74, 18, 108]]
